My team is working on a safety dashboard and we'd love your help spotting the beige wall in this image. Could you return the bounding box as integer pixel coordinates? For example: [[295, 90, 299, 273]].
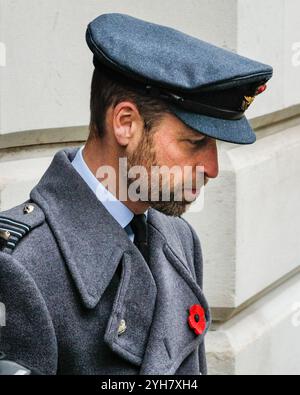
[[2, 0, 299, 135]]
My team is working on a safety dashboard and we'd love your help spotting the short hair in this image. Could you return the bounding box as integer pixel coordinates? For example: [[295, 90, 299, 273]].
[[89, 66, 172, 138]]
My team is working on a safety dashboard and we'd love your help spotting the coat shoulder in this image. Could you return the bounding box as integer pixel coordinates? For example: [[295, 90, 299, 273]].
[[0, 201, 46, 255]]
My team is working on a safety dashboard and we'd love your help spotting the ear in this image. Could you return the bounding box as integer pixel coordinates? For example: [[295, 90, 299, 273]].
[[112, 101, 144, 147]]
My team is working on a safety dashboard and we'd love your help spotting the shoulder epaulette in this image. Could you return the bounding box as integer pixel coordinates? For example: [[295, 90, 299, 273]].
[[0, 202, 45, 254]]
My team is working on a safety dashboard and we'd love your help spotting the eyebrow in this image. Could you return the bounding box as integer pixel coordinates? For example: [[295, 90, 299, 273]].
[[183, 124, 206, 138], [186, 129, 206, 139]]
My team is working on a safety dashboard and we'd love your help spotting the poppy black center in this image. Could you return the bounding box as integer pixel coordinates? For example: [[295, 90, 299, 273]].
[[194, 314, 200, 323]]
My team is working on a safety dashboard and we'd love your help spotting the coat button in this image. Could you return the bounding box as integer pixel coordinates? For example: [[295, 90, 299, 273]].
[[117, 319, 127, 335], [0, 230, 11, 241], [23, 204, 35, 214], [0, 230, 10, 249]]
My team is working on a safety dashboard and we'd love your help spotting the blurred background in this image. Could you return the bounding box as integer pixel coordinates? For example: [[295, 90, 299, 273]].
[[0, 0, 300, 375]]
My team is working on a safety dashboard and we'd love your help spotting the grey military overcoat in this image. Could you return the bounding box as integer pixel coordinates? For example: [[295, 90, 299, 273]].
[[0, 148, 211, 375]]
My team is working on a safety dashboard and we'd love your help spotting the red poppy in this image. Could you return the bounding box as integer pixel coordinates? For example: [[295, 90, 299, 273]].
[[188, 304, 206, 335]]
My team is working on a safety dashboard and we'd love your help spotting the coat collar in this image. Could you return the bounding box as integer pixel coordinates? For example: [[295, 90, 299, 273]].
[[31, 147, 136, 309], [30, 147, 191, 309], [30, 147, 210, 374]]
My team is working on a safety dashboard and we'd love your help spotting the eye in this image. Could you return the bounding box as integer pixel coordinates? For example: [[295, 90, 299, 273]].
[[188, 137, 207, 147]]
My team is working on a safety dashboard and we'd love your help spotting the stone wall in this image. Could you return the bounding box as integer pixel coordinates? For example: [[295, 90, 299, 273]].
[[1, 0, 299, 375]]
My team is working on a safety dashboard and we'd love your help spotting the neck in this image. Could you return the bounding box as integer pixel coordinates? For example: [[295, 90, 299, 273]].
[[83, 136, 150, 215]]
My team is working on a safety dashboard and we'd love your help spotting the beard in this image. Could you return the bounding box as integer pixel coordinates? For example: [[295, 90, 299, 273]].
[[126, 129, 196, 217]]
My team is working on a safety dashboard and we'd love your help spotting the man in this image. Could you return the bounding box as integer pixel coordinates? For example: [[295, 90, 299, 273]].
[[0, 13, 272, 375]]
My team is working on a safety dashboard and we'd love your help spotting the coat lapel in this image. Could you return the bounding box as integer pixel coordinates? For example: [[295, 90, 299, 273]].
[[139, 210, 211, 374], [30, 147, 210, 374]]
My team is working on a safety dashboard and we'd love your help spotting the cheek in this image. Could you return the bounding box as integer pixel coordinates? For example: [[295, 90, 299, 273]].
[[154, 135, 193, 167]]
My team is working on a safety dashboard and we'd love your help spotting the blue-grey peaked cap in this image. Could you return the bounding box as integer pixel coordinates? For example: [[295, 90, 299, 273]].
[[86, 13, 273, 145]]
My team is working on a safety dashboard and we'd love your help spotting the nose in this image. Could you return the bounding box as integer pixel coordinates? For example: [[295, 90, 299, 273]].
[[197, 138, 219, 179]]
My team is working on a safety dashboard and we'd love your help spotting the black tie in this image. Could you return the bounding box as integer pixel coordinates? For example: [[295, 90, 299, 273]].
[[130, 214, 149, 263]]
